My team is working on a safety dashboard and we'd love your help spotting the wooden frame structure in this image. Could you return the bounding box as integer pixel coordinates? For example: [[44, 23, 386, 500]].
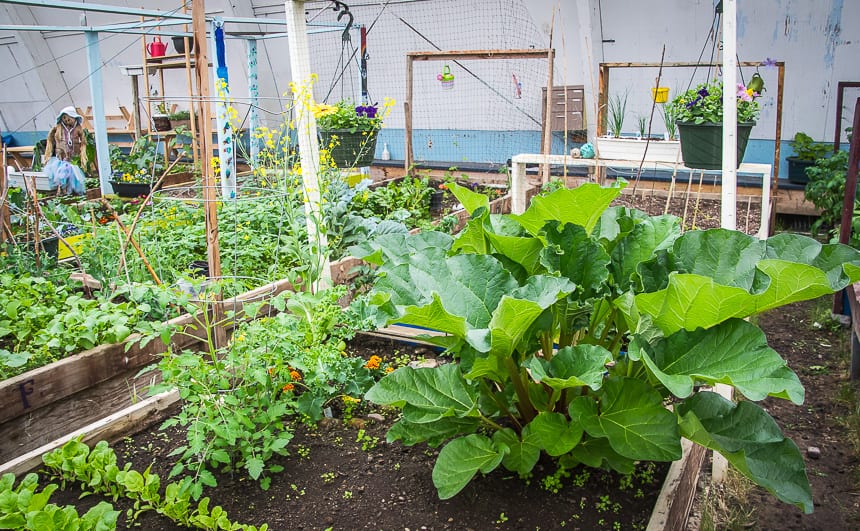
[[833, 81, 860, 153], [598, 61, 786, 220], [404, 49, 555, 172]]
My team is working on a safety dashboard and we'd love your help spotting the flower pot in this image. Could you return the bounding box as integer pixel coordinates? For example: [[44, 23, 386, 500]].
[[152, 115, 172, 132], [676, 121, 754, 170], [171, 36, 194, 55], [596, 137, 682, 163], [786, 156, 816, 185], [110, 181, 156, 198], [651, 87, 669, 103], [319, 129, 379, 168], [429, 190, 445, 212]]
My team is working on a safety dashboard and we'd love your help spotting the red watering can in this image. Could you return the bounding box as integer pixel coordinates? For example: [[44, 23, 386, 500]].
[[147, 36, 167, 57]]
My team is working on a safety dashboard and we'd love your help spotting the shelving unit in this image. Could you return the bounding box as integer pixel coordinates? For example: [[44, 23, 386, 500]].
[[140, 8, 200, 166]]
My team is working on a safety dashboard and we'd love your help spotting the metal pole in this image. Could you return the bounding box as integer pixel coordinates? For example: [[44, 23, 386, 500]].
[[247, 38, 260, 165], [211, 19, 236, 199], [285, 0, 331, 290], [360, 25, 368, 103], [84, 31, 112, 195]]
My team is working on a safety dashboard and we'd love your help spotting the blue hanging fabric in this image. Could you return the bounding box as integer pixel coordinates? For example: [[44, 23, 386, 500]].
[[215, 24, 228, 84]]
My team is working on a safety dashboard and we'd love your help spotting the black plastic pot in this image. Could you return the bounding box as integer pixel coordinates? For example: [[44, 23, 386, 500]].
[[172, 36, 194, 55], [676, 121, 754, 170], [429, 190, 444, 212], [786, 156, 816, 185], [189, 260, 210, 278]]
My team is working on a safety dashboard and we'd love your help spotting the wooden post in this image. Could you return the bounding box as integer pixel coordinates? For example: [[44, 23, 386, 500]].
[[0, 143, 10, 243], [405, 55, 414, 173], [769, 62, 786, 236], [130, 74, 142, 139], [193, 0, 227, 348], [182, 3, 199, 165], [833, 98, 860, 315], [541, 48, 555, 184]]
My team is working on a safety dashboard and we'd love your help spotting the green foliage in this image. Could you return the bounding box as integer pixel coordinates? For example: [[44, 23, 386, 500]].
[[0, 472, 119, 530], [607, 92, 627, 137], [789, 132, 831, 162], [0, 274, 177, 379], [41, 439, 266, 529], [668, 80, 760, 124], [144, 286, 374, 498], [314, 99, 391, 133], [350, 177, 433, 226], [354, 181, 860, 510], [804, 150, 853, 240]]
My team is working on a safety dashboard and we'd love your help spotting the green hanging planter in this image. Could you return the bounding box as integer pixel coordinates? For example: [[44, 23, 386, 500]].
[[318, 128, 379, 168], [677, 121, 754, 170]]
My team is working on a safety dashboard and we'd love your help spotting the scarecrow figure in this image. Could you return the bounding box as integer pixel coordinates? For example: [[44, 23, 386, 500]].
[[43, 106, 87, 195]]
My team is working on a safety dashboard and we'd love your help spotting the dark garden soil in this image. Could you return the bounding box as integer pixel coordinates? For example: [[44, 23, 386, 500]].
[[39, 196, 860, 530], [611, 193, 762, 234], [713, 297, 860, 530], [48, 335, 668, 531]]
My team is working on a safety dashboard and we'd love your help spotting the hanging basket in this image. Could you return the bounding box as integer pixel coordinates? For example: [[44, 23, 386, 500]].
[[318, 129, 379, 168], [152, 115, 172, 132], [651, 87, 669, 103], [676, 121, 754, 170]]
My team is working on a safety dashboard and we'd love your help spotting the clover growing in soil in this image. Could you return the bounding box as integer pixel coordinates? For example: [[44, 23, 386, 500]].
[[352, 181, 860, 512]]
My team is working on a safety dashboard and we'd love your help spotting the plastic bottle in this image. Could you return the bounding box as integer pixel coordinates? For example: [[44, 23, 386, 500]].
[[381, 142, 391, 161]]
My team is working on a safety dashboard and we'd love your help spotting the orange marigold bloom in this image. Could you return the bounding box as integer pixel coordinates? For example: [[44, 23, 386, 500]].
[[385, 366, 394, 373], [364, 355, 382, 370], [282, 383, 295, 392], [268, 367, 276, 376], [289, 370, 302, 381]]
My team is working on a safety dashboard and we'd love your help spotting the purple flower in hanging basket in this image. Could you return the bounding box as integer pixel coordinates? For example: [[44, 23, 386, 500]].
[[697, 87, 710, 98], [356, 105, 378, 119], [761, 57, 778, 68]]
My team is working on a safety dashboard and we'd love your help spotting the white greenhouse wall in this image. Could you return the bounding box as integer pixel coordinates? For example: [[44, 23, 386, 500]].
[[0, 0, 857, 174]]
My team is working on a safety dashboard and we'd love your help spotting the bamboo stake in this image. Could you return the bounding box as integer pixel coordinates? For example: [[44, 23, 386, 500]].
[[691, 170, 705, 230], [29, 176, 41, 269], [99, 199, 162, 285], [118, 155, 185, 269]]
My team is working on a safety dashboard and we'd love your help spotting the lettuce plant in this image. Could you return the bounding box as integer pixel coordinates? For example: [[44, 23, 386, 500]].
[[353, 181, 860, 512]]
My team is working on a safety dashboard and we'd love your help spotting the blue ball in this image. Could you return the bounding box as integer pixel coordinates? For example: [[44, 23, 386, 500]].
[[579, 142, 595, 159]]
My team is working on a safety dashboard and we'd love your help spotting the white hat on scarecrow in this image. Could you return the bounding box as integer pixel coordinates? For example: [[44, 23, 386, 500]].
[[56, 106, 83, 125]]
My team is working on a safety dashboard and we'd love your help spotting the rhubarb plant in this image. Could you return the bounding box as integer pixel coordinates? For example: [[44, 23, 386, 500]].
[[354, 181, 860, 512]]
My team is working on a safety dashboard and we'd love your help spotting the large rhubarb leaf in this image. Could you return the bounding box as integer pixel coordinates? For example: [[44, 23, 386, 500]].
[[540, 221, 611, 299], [348, 230, 452, 266], [525, 344, 613, 391], [386, 417, 480, 447], [632, 231, 860, 334], [677, 391, 813, 514], [569, 377, 681, 461], [376, 253, 518, 334], [448, 181, 490, 215], [629, 319, 804, 403], [493, 427, 541, 475], [432, 434, 505, 499], [364, 364, 479, 424], [527, 411, 584, 456], [513, 183, 624, 236], [610, 215, 681, 292]]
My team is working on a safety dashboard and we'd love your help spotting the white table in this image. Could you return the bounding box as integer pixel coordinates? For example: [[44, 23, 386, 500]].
[[509, 153, 772, 239]]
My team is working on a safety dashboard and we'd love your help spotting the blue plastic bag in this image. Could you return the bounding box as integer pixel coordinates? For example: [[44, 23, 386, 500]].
[[44, 157, 85, 195]]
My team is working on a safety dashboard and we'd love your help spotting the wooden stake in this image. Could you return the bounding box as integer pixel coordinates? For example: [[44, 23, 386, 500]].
[[193, 0, 226, 349], [99, 199, 161, 285]]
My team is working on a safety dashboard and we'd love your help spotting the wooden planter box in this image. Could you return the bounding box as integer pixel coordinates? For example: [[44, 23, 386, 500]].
[[596, 137, 682, 164]]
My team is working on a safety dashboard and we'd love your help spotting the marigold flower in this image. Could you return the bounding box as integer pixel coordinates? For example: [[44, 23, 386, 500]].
[[282, 383, 295, 392], [365, 355, 382, 370], [289, 369, 302, 381]]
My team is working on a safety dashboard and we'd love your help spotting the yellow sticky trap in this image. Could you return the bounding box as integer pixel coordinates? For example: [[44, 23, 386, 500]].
[[58, 233, 88, 260]]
